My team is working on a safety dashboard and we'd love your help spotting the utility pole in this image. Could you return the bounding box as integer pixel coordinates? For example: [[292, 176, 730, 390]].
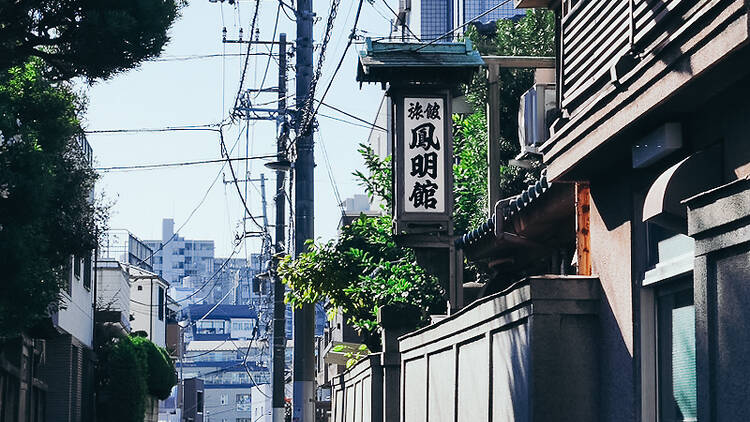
[[294, 0, 316, 419], [272, 32, 288, 422]]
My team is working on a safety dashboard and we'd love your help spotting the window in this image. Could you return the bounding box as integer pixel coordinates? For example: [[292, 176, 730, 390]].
[[73, 255, 81, 279], [236, 394, 251, 411], [63, 257, 72, 295], [158, 286, 165, 321], [83, 252, 92, 290], [640, 221, 697, 422], [196, 391, 204, 413], [657, 283, 696, 422]]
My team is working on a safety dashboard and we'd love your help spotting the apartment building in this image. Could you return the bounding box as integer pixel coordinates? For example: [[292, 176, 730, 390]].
[[145, 218, 215, 288]]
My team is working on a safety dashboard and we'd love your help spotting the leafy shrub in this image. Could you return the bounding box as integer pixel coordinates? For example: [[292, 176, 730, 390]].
[[131, 336, 178, 400]]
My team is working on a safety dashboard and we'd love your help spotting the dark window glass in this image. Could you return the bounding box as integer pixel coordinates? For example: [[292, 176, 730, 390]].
[[73, 255, 81, 279], [83, 252, 92, 290], [196, 391, 204, 413], [158, 287, 165, 321]]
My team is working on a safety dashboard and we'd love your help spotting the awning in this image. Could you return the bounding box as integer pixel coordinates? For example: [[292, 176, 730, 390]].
[[643, 146, 721, 233]]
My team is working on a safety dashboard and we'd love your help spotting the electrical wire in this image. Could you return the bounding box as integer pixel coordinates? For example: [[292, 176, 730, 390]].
[[232, 0, 262, 119], [317, 99, 387, 131], [291, 0, 365, 154], [94, 155, 276, 172], [415, 0, 512, 50], [85, 124, 219, 135], [252, 2, 282, 100], [122, 127, 248, 284], [317, 132, 345, 215], [377, 0, 421, 41]]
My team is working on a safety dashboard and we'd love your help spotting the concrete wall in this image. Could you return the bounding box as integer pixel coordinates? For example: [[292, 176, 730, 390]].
[[55, 256, 95, 348], [589, 174, 636, 422], [96, 260, 132, 329], [330, 355, 383, 422], [130, 276, 168, 347], [203, 386, 254, 421], [393, 276, 599, 422], [687, 178, 750, 421]]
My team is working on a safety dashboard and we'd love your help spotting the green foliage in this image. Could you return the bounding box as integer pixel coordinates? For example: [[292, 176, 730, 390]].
[[460, 9, 553, 205], [0, 59, 105, 337], [332, 344, 370, 369], [96, 335, 177, 422], [279, 215, 444, 336], [131, 336, 178, 400], [353, 143, 392, 210], [0, 0, 183, 80], [96, 336, 149, 422], [452, 112, 488, 234]]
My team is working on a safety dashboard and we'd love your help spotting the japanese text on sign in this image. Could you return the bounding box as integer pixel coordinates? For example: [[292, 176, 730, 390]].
[[403, 98, 445, 213]]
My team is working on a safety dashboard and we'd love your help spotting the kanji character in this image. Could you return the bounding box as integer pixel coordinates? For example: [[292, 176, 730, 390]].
[[408, 180, 438, 210], [409, 122, 440, 151], [410, 152, 438, 179]]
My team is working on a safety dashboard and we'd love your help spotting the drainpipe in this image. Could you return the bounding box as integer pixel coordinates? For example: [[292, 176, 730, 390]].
[[150, 278, 153, 342]]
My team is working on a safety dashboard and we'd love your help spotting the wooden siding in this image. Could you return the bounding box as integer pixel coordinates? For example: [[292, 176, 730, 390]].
[[560, 0, 727, 116]]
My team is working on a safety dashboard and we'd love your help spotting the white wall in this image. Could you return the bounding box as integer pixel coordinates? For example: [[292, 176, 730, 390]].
[[96, 261, 132, 329], [54, 255, 95, 348], [130, 276, 168, 348]]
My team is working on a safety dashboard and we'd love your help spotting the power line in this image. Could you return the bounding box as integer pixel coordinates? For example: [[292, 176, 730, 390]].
[[317, 112, 381, 131], [415, 0, 513, 50], [218, 126, 269, 233], [292, 0, 365, 154], [317, 132, 345, 215], [85, 124, 219, 135], [252, 3, 282, 101], [94, 154, 276, 172], [150, 53, 274, 62], [297, 0, 343, 134], [377, 0, 421, 41], [232, 0, 263, 119], [317, 100, 386, 131]]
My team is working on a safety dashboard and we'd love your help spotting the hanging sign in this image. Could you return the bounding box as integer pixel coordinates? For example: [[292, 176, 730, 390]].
[[393, 90, 453, 235], [403, 97, 446, 213]]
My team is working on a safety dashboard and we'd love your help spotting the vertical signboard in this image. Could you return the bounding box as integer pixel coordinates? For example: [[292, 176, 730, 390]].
[[403, 97, 446, 213], [393, 90, 453, 235]]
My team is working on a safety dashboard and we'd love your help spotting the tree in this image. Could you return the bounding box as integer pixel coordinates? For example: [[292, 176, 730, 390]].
[[279, 145, 445, 343], [458, 9, 555, 208], [0, 0, 182, 80], [0, 59, 105, 337]]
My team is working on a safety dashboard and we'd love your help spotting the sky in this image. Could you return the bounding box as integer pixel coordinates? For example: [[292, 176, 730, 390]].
[[84, 0, 397, 258]]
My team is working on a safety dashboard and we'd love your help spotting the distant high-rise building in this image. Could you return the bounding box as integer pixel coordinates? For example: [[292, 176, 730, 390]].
[[403, 0, 525, 40], [145, 218, 215, 287]]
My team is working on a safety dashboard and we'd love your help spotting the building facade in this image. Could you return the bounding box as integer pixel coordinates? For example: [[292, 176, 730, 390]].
[[145, 218, 215, 288], [401, 0, 525, 40], [525, 0, 750, 420], [100, 229, 154, 271], [178, 305, 269, 422]]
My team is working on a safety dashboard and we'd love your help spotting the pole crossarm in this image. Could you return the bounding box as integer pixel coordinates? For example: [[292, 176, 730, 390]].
[[482, 56, 555, 68]]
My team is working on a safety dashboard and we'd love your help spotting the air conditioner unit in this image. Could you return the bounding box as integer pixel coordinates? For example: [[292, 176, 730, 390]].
[[518, 83, 556, 157]]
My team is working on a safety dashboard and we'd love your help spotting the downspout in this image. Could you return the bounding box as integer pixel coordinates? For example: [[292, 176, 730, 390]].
[[150, 278, 153, 342]]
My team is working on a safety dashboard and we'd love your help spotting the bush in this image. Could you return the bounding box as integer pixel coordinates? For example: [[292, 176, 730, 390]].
[[96, 335, 177, 421], [131, 336, 178, 400], [96, 336, 148, 422]]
